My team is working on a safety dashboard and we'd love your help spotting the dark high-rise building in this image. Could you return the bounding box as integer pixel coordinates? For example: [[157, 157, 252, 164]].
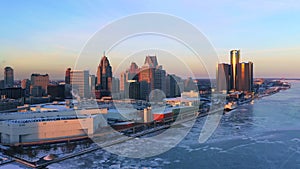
[[47, 84, 65, 101], [236, 62, 253, 92], [230, 50, 240, 90], [96, 53, 112, 93], [217, 50, 253, 92], [154, 67, 166, 92], [166, 74, 181, 98], [216, 63, 231, 92], [0, 80, 4, 89], [128, 80, 140, 100], [65, 68, 71, 84], [138, 56, 166, 100], [0, 87, 24, 99], [21, 79, 31, 96], [138, 67, 154, 100], [4, 66, 14, 88]]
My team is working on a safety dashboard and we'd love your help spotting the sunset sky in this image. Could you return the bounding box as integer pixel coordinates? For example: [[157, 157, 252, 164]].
[[1, 0, 300, 80]]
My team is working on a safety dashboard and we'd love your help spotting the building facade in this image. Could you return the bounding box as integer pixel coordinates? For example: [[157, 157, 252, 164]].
[[230, 50, 240, 90], [138, 56, 166, 100], [21, 79, 31, 96], [217, 63, 231, 92], [30, 73, 49, 96], [65, 68, 71, 84], [96, 54, 112, 92], [217, 50, 253, 92], [4, 67, 14, 88], [236, 62, 253, 92], [70, 70, 90, 98]]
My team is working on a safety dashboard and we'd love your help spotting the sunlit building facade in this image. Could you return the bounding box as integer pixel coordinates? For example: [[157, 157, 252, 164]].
[[217, 50, 253, 92], [237, 62, 253, 92], [96, 53, 112, 92], [30, 73, 49, 96], [70, 70, 90, 98], [230, 50, 240, 90]]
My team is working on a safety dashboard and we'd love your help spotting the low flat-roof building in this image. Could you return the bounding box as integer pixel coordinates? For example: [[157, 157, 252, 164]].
[[0, 103, 108, 145]]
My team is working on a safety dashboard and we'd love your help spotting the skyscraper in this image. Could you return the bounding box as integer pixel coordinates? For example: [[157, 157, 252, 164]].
[[216, 50, 253, 93], [4, 66, 14, 88], [230, 50, 240, 90], [21, 79, 31, 96], [89, 75, 96, 98], [112, 77, 120, 93], [138, 56, 166, 100], [216, 63, 231, 92], [120, 62, 139, 96], [166, 74, 181, 98], [120, 72, 129, 97], [65, 68, 71, 84], [236, 62, 253, 92], [144, 55, 158, 68], [70, 70, 90, 98], [30, 73, 49, 96], [96, 53, 112, 92]]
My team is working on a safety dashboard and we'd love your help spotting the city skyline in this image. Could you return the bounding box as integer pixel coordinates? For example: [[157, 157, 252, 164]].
[[0, 2, 299, 168], [0, 1, 300, 80]]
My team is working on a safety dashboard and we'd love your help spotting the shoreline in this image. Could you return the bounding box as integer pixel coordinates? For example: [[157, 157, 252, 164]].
[[0, 85, 290, 168]]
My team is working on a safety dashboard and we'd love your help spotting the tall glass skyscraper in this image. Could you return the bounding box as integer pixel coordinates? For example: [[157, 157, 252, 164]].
[[96, 53, 112, 92], [217, 50, 253, 92], [70, 70, 90, 98], [230, 50, 240, 90]]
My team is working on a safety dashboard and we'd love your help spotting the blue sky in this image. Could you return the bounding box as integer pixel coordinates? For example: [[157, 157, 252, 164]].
[[0, 0, 300, 79]]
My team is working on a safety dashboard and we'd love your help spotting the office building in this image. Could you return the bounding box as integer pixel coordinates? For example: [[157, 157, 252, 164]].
[[128, 80, 140, 100], [21, 79, 31, 96], [70, 70, 90, 98], [112, 77, 120, 93], [138, 56, 166, 100], [0, 87, 25, 99], [47, 84, 65, 101], [120, 62, 139, 98], [216, 50, 253, 92], [89, 75, 96, 98], [237, 62, 253, 92], [216, 63, 231, 92], [96, 53, 112, 92], [166, 74, 181, 98], [30, 73, 49, 96], [65, 68, 71, 84], [230, 50, 240, 90], [4, 67, 14, 88]]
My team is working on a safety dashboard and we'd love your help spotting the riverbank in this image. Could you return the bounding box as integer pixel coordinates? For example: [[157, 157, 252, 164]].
[[1, 83, 291, 168]]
